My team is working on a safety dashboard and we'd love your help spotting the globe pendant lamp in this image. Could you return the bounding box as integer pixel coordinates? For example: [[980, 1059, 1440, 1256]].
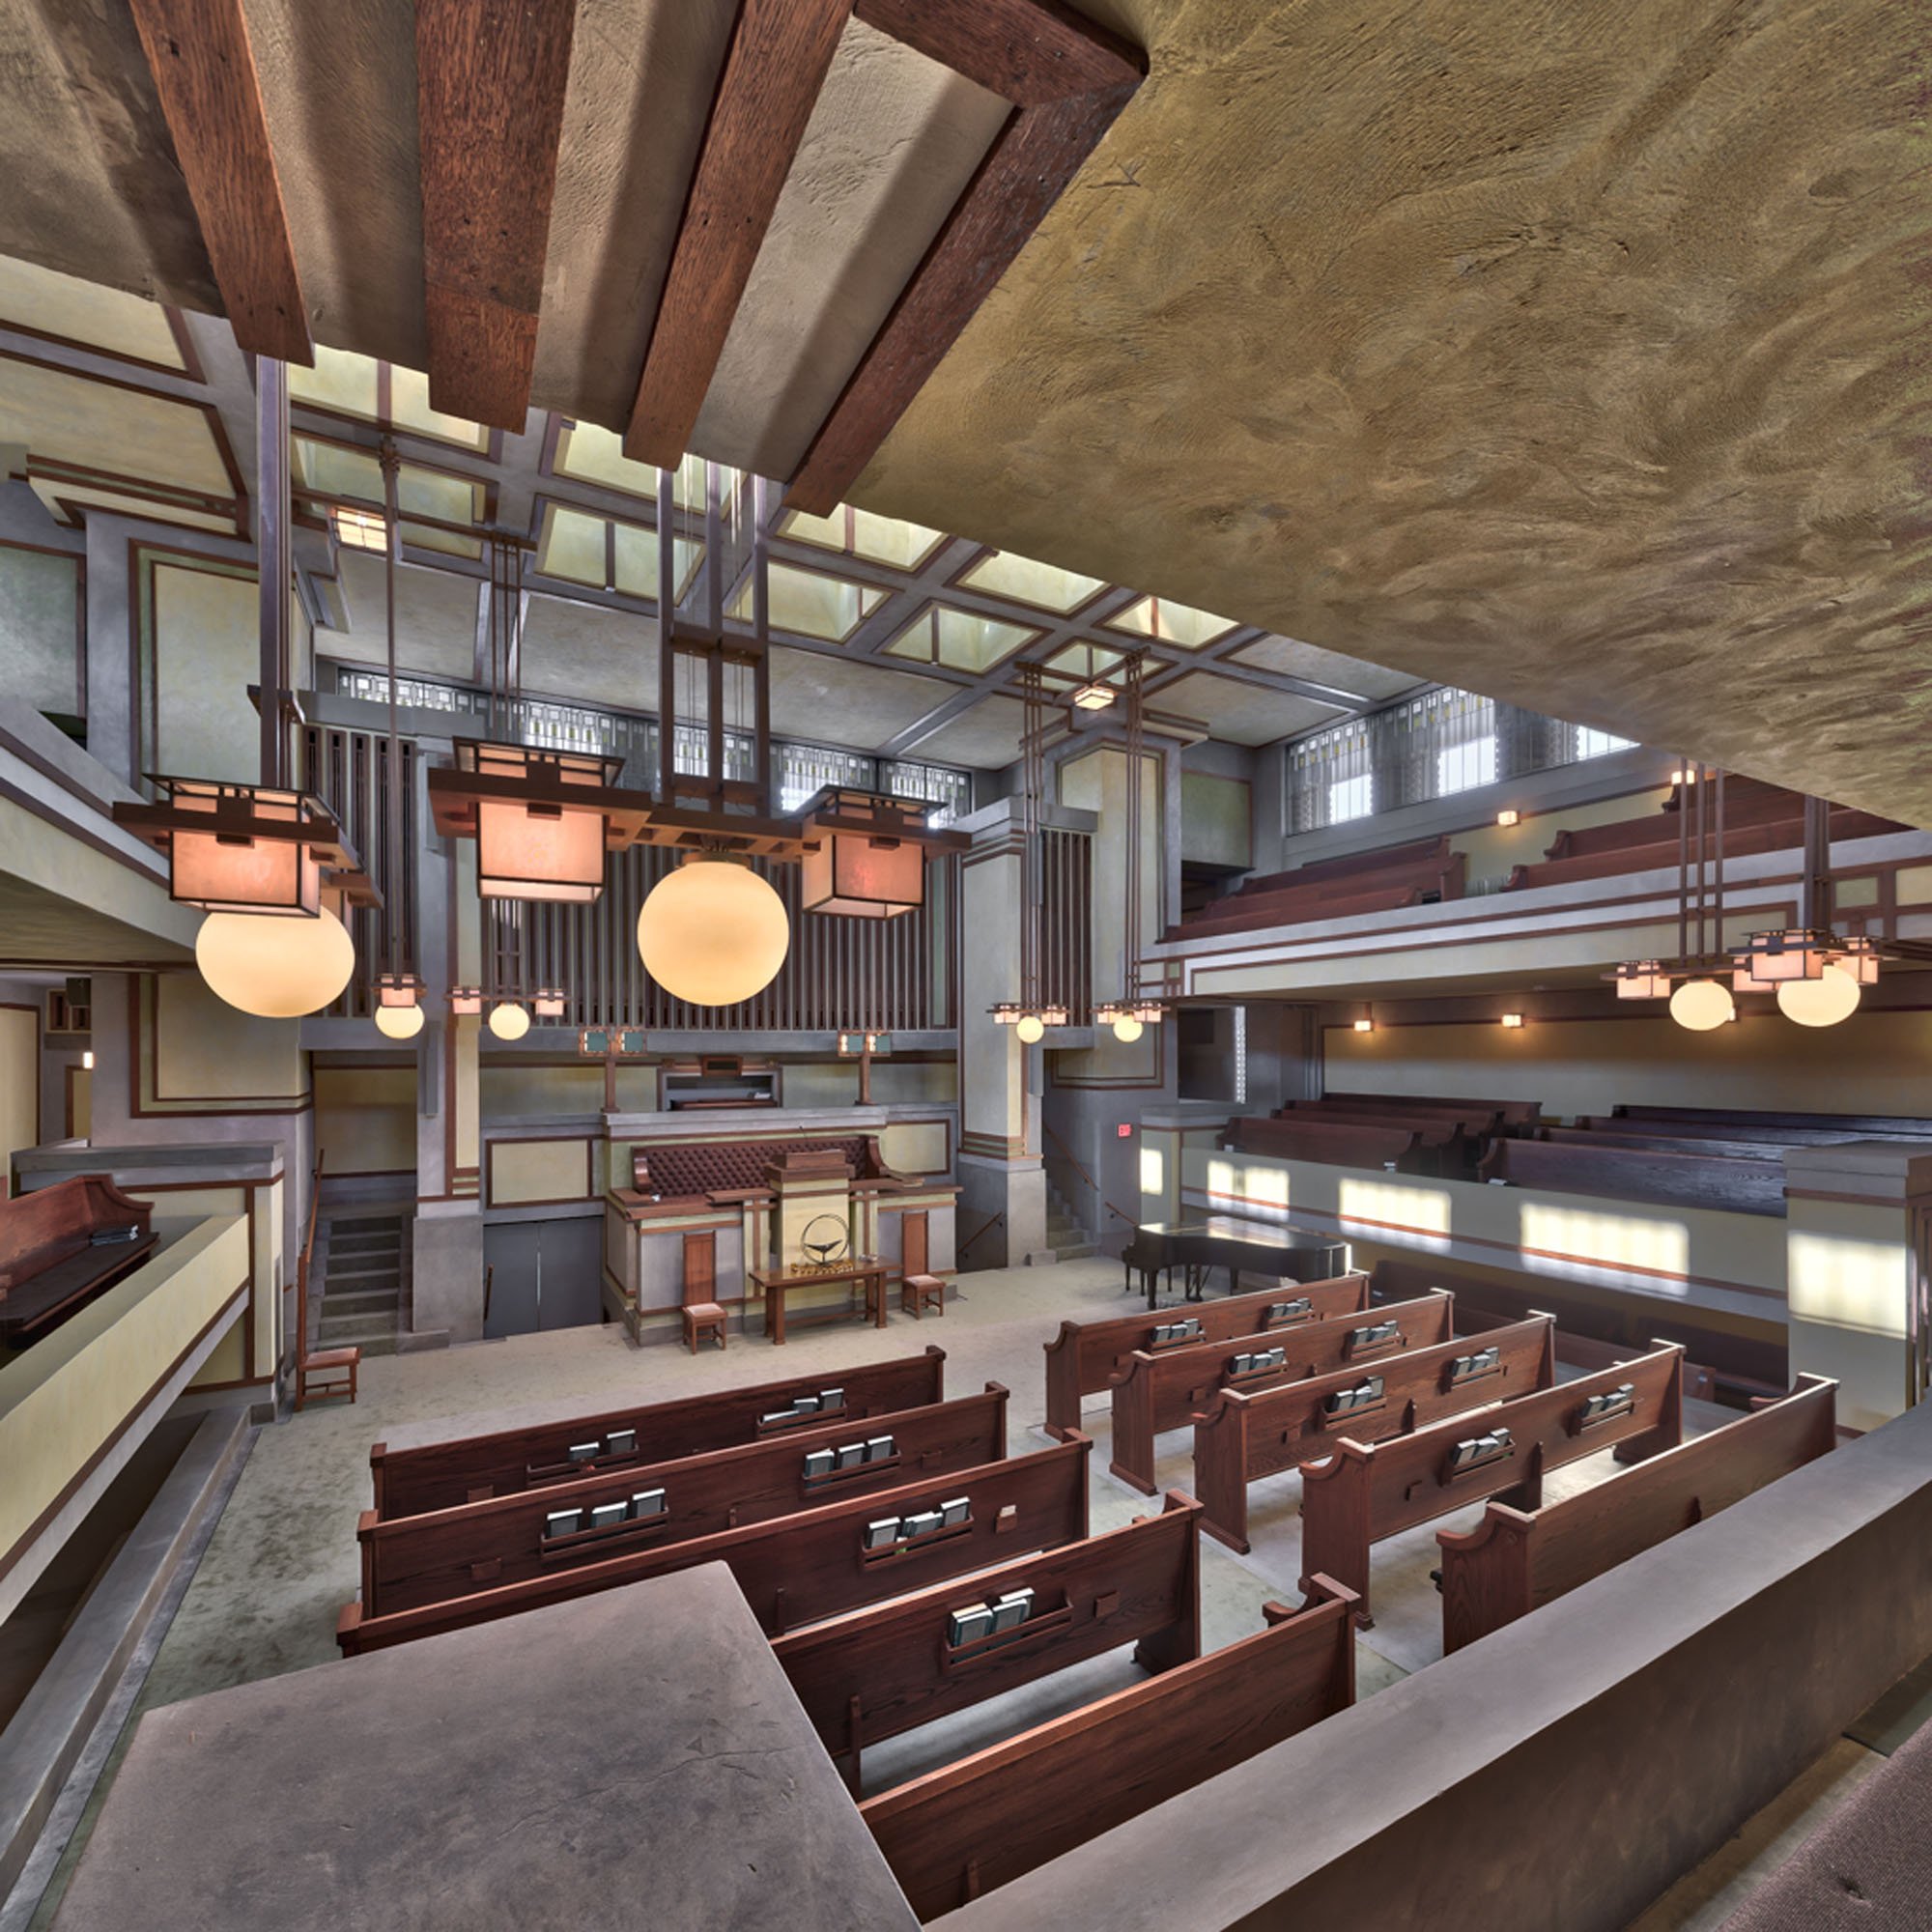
[[376, 1002, 425, 1039], [637, 854, 789, 1007], [1776, 963, 1861, 1028], [489, 1001, 531, 1040], [196, 904, 356, 1019], [1015, 1012, 1045, 1044], [1669, 979, 1734, 1032]]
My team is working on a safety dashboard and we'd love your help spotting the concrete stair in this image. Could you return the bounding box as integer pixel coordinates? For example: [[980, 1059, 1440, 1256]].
[[1043, 1177, 1098, 1264], [316, 1213, 409, 1358]]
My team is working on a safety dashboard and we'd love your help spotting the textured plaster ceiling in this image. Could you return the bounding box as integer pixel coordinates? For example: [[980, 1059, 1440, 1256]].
[[0, 874, 192, 966], [844, 0, 1932, 826], [1154, 672, 1347, 748], [329, 549, 480, 682]]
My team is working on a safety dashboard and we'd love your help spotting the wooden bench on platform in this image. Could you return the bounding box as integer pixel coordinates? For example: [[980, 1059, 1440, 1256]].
[[1042, 1272, 1370, 1440], [1225, 1114, 1436, 1175], [858, 1576, 1360, 1921], [368, 1346, 946, 1520], [355, 1383, 1011, 1621], [339, 1434, 1094, 1655], [1478, 1135, 1791, 1217], [774, 1492, 1204, 1794], [1107, 1290, 1456, 1494], [1296, 1341, 1686, 1624], [1193, 1313, 1558, 1552], [0, 1174, 156, 1351], [1436, 1374, 1837, 1653]]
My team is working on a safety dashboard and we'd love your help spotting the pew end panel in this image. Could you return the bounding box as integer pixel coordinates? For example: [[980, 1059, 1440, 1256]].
[[1437, 1502, 1543, 1654], [858, 1574, 1361, 1920]]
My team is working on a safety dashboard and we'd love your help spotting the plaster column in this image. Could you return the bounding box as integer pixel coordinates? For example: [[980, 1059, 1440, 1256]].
[[1783, 1141, 1932, 1434], [955, 798, 1047, 1268], [411, 829, 485, 1340]]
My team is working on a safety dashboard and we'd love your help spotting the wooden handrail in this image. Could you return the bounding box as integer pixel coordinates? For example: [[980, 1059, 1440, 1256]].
[[958, 1210, 1005, 1256]]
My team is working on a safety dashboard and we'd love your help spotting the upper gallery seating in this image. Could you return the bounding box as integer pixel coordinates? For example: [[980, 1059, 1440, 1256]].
[[1223, 1092, 1540, 1177], [1168, 833, 1464, 940], [1503, 777, 1904, 893], [0, 1175, 156, 1351]]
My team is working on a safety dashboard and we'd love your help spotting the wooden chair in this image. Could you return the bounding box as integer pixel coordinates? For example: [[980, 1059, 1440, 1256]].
[[681, 1230, 727, 1353], [897, 1209, 944, 1318], [293, 1156, 359, 1411]]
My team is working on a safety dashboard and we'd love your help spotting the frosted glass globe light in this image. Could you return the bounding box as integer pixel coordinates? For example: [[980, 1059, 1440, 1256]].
[[196, 906, 355, 1018], [1668, 979, 1734, 1033], [636, 857, 790, 1007], [1777, 963, 1861, 1029], [1113, 1015, 1145, 1043], [375, 1002, 425, 1039], [1015, 1013, 1045, 1044], [489, 1001, 531, 1041]]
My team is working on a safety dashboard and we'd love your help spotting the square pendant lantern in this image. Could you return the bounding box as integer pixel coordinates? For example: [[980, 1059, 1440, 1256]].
[[429, 742, 638, 905], [1738, 927, 1836, 984], [114, 778, 374, 916], [796, 788, 968, 920]]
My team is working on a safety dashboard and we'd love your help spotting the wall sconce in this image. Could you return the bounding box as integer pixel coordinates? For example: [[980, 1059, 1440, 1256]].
[[82, 1050, 94, 1071], [1495, 809, 1520, 828], [1352, 1014, 1375, 1035], [1499, 1012, 1524, 1029]]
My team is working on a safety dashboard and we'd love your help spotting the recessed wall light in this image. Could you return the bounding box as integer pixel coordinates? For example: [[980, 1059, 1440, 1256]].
[[1500, 1012, 1524, 1029], [1496, 809, 1520, 828], [1352, 1016, 1374, 1035]]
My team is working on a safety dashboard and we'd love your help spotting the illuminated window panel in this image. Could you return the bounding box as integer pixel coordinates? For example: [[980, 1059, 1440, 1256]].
[[1044, 641, 1126, 686], [332, 506, 388, 552], [778, 502, 947, 572], [884, 604, 1041, 676], [552, 420, 736, 510], [388, 363, 489, 452], [290, 344, 380, 421], [0, 253, 185, 370], [1105, 594, 1239, 649], [954, 549, 1106, 614], [725, 561, 888, 644], [534, 502, 702, 602], [295, 438, 486, 557]]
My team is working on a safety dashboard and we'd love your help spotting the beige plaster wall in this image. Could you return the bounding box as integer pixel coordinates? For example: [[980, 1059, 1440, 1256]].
[[315, 1065, 414, 1176], [0, 1003, 37, 1198], [153, 561, 258, 784]]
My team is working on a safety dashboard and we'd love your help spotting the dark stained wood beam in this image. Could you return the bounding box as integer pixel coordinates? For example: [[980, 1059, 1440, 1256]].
[[415, 0, 579, 431], [623, 0, 854, 469], [786, 72, 1139, 517], [127, 0, 312, 365], [854, 0, 1142, 103]]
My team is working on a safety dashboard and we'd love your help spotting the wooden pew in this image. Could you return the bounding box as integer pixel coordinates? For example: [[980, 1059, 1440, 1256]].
[[859, 1577, 1359, 1921], [0, 1175, 156, 1350], [1540, 1124, 1788, 1162], [1280, 1095, 1509, 1141], [338, 1433, 1093, 1656], [1193, 1313, 1557, 1553], [368, 1345, 945, 1519], [1326, 1090, 1542, 1130], [1107, 1291, 1455, 1494], [356, 1383, 1010, 1620], [1478, 1136, 1789, 1217], [1436, 1374, 1837, 1653], [1233, 834, 1455, 896], [1297, 1341, 1685, 1624], [1608, 1105, 1932, 1143], [1042, 1271, 1370, 1440], [774, 1492, 1204, 1793], [1225, 1114, 1434, 1175]]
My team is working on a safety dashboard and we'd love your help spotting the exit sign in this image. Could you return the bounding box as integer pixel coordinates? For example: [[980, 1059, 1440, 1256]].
[[1118, 1123, 1132, 1139]]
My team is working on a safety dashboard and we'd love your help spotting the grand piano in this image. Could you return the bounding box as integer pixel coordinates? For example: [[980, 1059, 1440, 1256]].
[[1122, 1217, 1350, 1309]]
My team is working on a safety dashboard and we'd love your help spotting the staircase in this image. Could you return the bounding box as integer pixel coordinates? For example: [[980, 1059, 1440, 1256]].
[[1044, 1176, 1098, 1264], [314, 1211, 410, 1359]]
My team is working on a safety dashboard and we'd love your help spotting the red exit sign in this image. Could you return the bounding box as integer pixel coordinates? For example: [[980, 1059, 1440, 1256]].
[[1118, 1123, 1133, 1139]]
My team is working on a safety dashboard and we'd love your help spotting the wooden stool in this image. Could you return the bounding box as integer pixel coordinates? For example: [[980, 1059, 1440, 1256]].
[[901, 1272, 945, 1319], [682, 1229, 727, 1353], [297, 1344, 359, 1410]]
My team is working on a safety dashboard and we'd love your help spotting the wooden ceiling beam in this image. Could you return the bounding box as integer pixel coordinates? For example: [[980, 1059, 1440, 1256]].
[[854, 0, 1142, 103], [127, 0, 312, 365], [786, 69, 1139, 518], [623, 0, 854, 469], [415, 0, 579, 432]]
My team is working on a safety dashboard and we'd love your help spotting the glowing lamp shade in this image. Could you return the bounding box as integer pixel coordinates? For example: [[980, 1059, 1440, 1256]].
[[489, 1001, 531, 1040], [637, 858, 790, 1007], [800, 833, 923, 919], [1669, 979, 1734, 1032], [375, 1002, 425, 1039], [195, 907, 355, 1018], [1015, 1013, 1046, 1044], [172, 825, 321, 916], [1777, 963, 1861, 1028], [1113, 1014, 1145, 1043], [1616, 961, 1670, 1001], [477, 799, 606, 903]]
